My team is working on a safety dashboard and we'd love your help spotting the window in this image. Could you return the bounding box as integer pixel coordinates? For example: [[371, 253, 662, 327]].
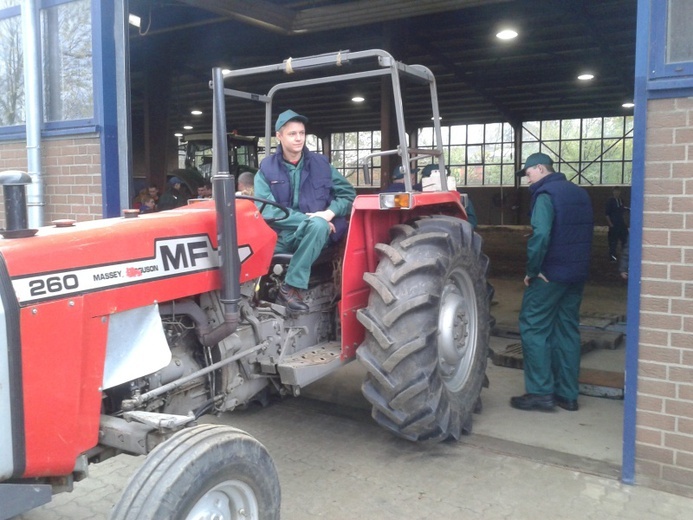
[[415, 117, 632, 186], [0, 0, 93, 136], [0, 4, 23, 126], [521, 117, 633, 185], [335, 117, 633, 187], [41, 0, 93, 122], [667, 0, 693, 64], [649, 0, 693, 83], [418, 122, 516, 186], [331, 130, 381, 187]]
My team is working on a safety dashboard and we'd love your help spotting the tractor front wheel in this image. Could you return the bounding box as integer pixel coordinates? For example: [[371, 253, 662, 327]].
[[356, 216, 492, 442], [110, 424, 280, 520]]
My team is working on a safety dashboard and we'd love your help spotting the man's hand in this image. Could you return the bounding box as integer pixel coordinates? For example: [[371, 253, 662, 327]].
[[524, 273, 549, 286], [307, 209, 336, 233], [307, 209, 335, 222]]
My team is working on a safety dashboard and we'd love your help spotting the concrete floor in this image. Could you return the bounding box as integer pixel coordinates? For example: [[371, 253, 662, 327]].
[[298, 274, 629, 469], [475, 276, 627, 466], [302, 346, 625, 466], [303, 332, 626, 470]]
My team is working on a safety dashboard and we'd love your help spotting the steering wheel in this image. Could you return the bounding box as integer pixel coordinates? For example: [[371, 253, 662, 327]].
[[237, 195, 290, 224]]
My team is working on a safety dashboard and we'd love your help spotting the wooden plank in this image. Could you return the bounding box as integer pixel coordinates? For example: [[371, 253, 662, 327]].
[[579, 368, 624, 389]]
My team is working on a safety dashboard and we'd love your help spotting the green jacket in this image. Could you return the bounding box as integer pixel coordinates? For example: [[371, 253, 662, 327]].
[[254, 153, 355, 232]]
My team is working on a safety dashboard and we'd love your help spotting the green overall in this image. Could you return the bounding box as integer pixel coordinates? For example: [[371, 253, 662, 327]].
[[519, 193, 585, 401], [254, 156, 355, 289]]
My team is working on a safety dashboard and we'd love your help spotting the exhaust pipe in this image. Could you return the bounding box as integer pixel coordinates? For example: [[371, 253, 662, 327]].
[[203, 67, 241, 345], [0, 171, 37, 238]]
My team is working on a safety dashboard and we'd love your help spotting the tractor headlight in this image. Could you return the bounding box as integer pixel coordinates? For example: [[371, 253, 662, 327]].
[[379, 192, 411, 209]]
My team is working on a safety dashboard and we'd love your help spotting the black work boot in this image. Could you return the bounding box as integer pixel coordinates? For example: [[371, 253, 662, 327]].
[[509, 393, 555, 412], [277, 283, 309, 313], [554, 395, 579, 411]]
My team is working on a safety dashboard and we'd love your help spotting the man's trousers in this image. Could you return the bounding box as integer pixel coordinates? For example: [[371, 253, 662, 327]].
[[519, 278, 585, 401], [275, 217, 331, 289]]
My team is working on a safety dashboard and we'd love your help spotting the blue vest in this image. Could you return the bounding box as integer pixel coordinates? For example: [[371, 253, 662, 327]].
[[259, 146, 348, 242], [530, 172, 593, 283]]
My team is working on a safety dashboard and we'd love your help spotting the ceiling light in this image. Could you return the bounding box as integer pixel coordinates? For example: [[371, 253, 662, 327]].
[[174, 132, 183, 137], [183, 125, 193, 130], [352, 96, 365, 103], [496, 29, 518, 40], [577, 73, 595, 81], [128, 14, 141, 28], [191, 110, 202, 116], [622, 102, 635, 108]]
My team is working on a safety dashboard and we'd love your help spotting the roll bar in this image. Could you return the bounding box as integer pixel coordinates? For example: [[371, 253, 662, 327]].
[[210, 49, 447, 193]]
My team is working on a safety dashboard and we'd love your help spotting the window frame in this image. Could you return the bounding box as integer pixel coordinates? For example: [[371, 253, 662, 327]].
[[332, 117, 633, 188], [417, 122, 516, 186], [521, 117, 633, 186], [648, 0, 693, 88], [0, 0, 97, 141], [330, 130, 382, 187]]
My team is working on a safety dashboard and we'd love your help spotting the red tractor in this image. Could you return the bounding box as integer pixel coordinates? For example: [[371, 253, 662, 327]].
[[0, 49, 491, 519]]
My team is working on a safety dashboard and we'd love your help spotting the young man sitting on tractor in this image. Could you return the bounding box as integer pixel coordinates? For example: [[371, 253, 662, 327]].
[[254, 109, 356, 312]]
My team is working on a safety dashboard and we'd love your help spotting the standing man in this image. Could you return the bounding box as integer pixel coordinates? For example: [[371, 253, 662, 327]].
[[255, 110, 356, 312], [511, 153, 593, 412], [605, 186, 629, 262]]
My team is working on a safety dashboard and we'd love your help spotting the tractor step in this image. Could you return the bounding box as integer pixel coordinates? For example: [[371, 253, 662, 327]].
[[277, 341, 346, 388]]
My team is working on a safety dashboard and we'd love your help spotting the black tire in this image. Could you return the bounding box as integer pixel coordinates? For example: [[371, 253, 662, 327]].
[[110, 424, 281, 520], [356, 216, 492, 442]]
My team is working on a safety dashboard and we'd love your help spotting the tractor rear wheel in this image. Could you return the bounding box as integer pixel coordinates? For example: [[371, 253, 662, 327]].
[[110, 424, 280, 520], [356, 216, 492, 442]]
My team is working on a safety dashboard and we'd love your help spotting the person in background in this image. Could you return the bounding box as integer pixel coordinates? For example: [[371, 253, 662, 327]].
[[254, 109, 356, 313], [420, 163, 478, 228], [158, 176, 186, 210], [461, 194, 478, 229], [511, 152, 593, 412], [197, 181, 213, 199], [619, 239, 629, 280], [139, 194, 157, 213], [147, 184, 160, 204], [199, 156, 213, 177], [237, 171, 255, 196], [605, 186, 629, 263], [383, 164, 418, 192], [133, 184, 160, 211]]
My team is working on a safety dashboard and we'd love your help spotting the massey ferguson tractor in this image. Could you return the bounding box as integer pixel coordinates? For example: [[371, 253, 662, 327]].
[[0, 49, 491, 519]]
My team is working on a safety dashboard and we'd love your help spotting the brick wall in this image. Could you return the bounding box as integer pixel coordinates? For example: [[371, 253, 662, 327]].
[[637, 97, 693, 496], [0, 136, 103, 227]]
